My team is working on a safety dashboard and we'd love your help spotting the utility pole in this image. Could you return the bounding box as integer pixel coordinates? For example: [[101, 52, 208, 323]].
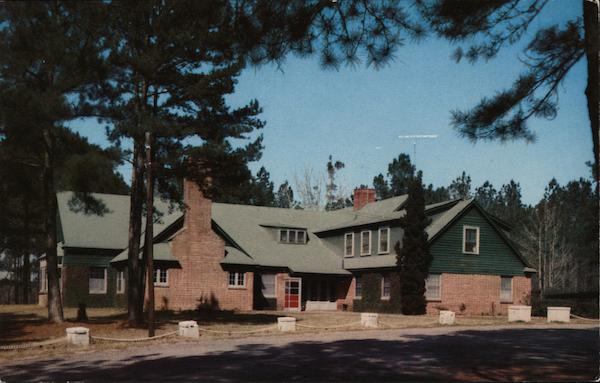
[[397, 135, 438, 166], [144, 131, 155, 337]]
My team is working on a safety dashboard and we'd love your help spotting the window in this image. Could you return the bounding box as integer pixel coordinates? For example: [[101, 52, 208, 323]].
[[344, 233, 354, 257], [116, 271, 125, 294], [89, 267, 107, 294], [425, 274, 441, 300], [500, 277, 513, 302], [279, 229, 307, 244], [261, 274, 276, 297], [381, 276, 391, 299], [378, 227, 390, 254], [463, 226, 480, 254], [360, 230, 371, 256], [228, 272, 246, 288], [153, 268, 168, 286], [39, 266, 47, 293], [355, 276, 362, 299]]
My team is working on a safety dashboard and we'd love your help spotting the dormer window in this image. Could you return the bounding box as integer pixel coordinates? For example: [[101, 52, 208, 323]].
[[279, 229, 307, 244], [463, 226, 480, 254]]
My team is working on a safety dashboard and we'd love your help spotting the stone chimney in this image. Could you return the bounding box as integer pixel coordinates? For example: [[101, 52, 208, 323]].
[[353, 188, 376, 210]]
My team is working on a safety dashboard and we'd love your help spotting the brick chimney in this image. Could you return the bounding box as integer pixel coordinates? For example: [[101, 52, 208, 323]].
[[183, 178, 212, 231], [353, 188, 376, 210]]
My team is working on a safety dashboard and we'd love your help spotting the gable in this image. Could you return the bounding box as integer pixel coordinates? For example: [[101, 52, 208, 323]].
[[429, 205, 526, 276]]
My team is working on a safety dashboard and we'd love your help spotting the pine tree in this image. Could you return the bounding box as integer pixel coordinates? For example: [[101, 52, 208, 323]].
[[249, 167, 275, 207], [325, 155, 351, 211], [448, 171, 472, 200], [418, 0, 598, 180], [396, 177, 431, 315], [0, 2, 108, 322], [275, 181, 295, 208]]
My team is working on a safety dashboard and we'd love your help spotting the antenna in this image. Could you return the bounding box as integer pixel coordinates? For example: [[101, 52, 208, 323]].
[[397, 134, 438, 166]]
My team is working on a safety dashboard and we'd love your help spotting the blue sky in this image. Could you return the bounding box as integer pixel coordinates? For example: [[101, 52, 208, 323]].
[[71, 0, 591, 205]]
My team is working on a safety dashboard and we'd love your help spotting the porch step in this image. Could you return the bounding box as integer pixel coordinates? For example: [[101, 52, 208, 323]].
[[305, 301, 337, 311]]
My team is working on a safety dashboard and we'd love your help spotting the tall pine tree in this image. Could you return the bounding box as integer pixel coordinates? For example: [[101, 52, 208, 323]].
[[396, 176, 431, 315], [0, 2, 107, 322]]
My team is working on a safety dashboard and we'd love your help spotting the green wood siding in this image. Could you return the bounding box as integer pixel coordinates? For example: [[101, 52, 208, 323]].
[[429, 206, 525, 276]]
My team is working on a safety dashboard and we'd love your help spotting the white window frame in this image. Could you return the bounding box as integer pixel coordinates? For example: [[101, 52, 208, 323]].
[[500, 276, 513, 303], [381, 276, 391, 300], [279, 229, 306, 244], [228, 272, 246, 288], [116, 270, 125, 294], [153, 268, 169, 287], [378, 227, 390, 254], [89, 267, 107, 294], [355, 276, 362, 299], [344, 232, 354, 257], [360, 230, 372, 256], [261, 274, 276, 298], [463, 226, 480, 254], [425, 274, 442, 301]]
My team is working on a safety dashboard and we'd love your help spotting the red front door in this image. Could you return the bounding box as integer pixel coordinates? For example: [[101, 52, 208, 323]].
[[284, 279, 301, 311]]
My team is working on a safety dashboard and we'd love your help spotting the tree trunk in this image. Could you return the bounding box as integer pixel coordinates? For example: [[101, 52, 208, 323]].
[[43, 127, 63, 323], [583, 0, 599, 182], [127, 140, 145, 326], [22, 199, 31, 304], [144, 131, 155, 337]]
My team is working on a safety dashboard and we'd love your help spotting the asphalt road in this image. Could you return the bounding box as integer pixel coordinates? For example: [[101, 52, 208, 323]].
[[1, 324, 598, 382]]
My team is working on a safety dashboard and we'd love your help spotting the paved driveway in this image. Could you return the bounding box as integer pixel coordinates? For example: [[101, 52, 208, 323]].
[[1, 324, 598, 382]]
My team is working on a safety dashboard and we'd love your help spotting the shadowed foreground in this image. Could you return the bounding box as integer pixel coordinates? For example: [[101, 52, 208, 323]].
[[1, 326, 598, 382]]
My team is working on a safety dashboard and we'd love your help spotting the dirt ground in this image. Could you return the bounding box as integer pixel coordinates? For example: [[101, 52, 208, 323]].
[[0, 304, 596, 363]]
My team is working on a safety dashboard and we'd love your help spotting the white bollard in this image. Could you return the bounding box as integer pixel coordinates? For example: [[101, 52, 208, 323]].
[[277, 317, 296, 332], [508, 305, 532, 322], [66, 327, 89, 346], [547, 307, 571, 323], [178, 321, 200, 338], [360, 313, 379, 328], [439, 310, 455, 325]]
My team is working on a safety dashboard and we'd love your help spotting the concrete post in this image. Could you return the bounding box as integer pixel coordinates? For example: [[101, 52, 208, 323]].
[[361, 313, 378, 328], [547, 307, 570, 323], [178, 321, 200, 338], [508, 305, 532, 322], [66, 327, 90, 346], [277, 317, 296, 332], [439, 310, 455, 325]]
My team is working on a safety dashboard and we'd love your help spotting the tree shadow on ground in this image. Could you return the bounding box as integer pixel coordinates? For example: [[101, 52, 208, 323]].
[[2, 328, 598, 382], [0, 312, 42, 343], [156, 309, 281, 325]]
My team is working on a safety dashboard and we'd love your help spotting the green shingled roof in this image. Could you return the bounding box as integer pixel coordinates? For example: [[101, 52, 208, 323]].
[[111, 242, 179, 264], [57, 192, 183, 250], [211, 203, 355, 275], [221, 246, 258, 266], [58, 190, 523, 275]]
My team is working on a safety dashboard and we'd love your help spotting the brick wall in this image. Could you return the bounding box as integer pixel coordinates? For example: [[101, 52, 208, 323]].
[[426, 273, 531, 315], [151, 180, 253, 311], [336, 277, 354, 310]]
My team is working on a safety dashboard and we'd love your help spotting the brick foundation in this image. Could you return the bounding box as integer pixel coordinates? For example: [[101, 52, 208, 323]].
[[426, 273, 531, 315]]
